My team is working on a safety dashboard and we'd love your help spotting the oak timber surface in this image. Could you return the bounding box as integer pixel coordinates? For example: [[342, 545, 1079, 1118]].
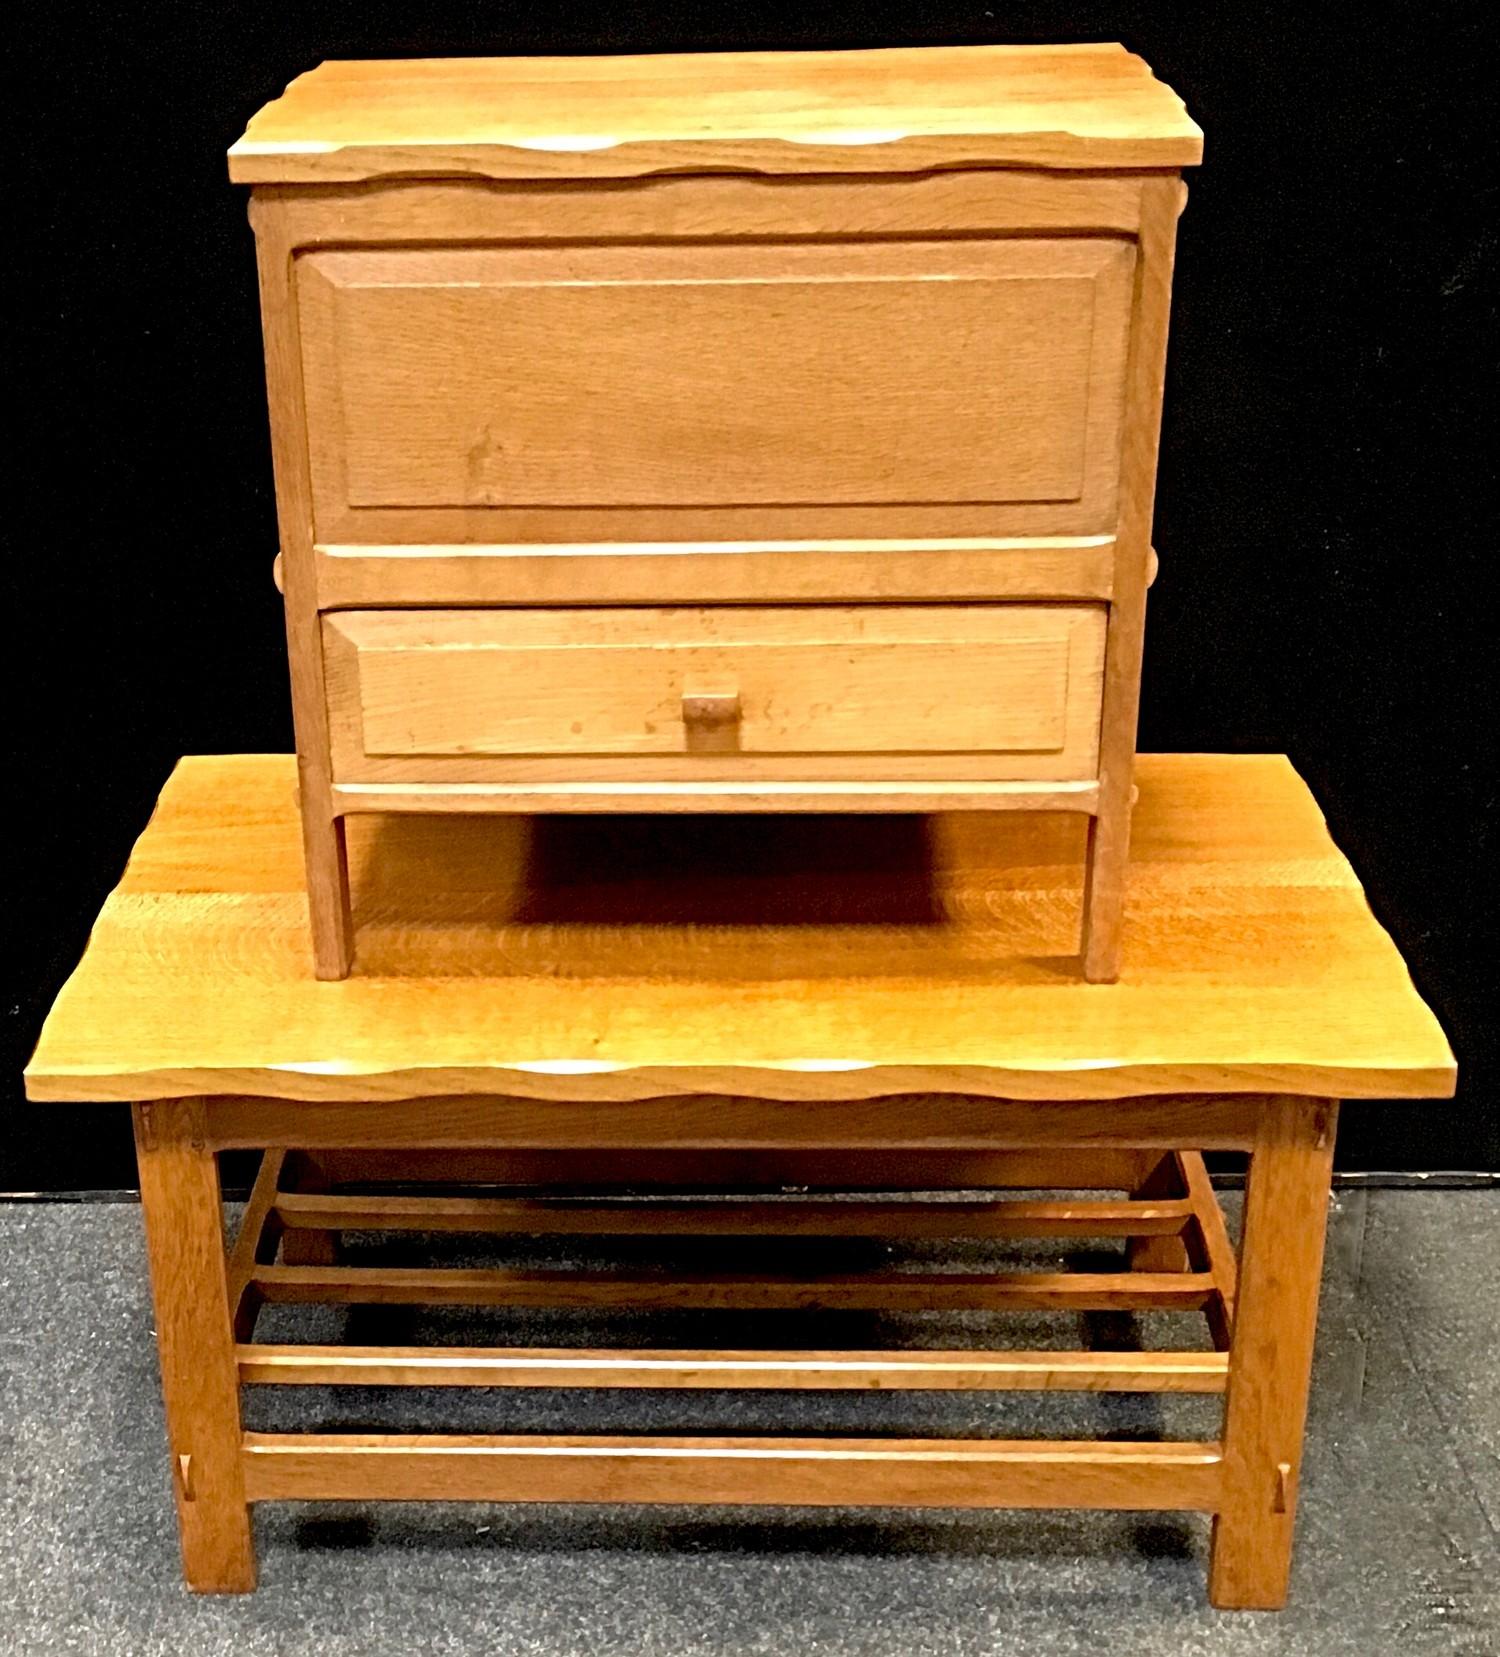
[[26, 757, 1452, 1104], [228, 45, 1203, 183]]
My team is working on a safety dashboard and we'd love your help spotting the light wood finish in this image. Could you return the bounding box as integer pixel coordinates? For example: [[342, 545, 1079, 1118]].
[[201, 1093, 1264, 1150], [251, 192, 352, 980], [1126, 1150, 1237, 1348], [330, 780, 1101, 815], [297, 238, 1133, 533], [229, 46, 1203, 183], [311, 537, 1118, 609], [271, 167, 1156, 552], [1180, 1147, 1240, 1350], [271, 168, 1152, 252], [247, 1262, 1214, 1313], [238, 1345, 1228, 1394], [273, 1149, 339, 1268], [26, 755, 1457, 1104], [1209, 1098, 1338, 1610], [28, 756, 1452, 1608], [1126, 1152, 1192, 1274], [240, 1433, 1223, 1511], [299, 1146, 1163, 1192], [224, 1148, 286, 1341], [1082, 175, 1185, 981], [271, 1190, 1194, 1240], [236, 47, 1203, 978], [322, 606, 1107, 782], [131, 1100, 255, 1592]]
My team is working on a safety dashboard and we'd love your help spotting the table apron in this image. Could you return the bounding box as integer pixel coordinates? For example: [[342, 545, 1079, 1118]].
[[198, 1091, 1271, 1152]]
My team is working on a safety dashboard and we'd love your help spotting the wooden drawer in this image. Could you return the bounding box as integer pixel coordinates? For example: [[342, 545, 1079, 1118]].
[[297, 237, 1135, 546], [323, 606, 1107, 785]]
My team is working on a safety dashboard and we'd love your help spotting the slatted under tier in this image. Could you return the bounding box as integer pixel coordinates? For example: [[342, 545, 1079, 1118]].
[[221, 1147, 1238, 1510]]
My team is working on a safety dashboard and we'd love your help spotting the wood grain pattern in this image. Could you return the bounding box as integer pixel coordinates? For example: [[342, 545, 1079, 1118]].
[[1081, 174, 1184, 982], [229, 45, 1203, 183], [1125, 1152, 1193, 1274], [329, 780, 1102, 815], [1209, 1097, 1338, 1609], [240, 1432, 1223, 1510], [131, 1100, 255, 1592], [203, 1092, 1266, 1151], [237, 47, 1206, 979], [278, 166, 1153, 553], [25, 754, 1456, 1103], [224, 1148, 286, 1341], [311, 537, 1118, 608], [247, 1261, 1215, 1313], [299, 1146, 1162, 1191], [275, 1147, 339, 1268], [1180, 1147, 1239, 1349], [321, 605, 1107, 780], [270, 168, 1150, 251], [249, 194, 352, 980], [270, 1191, 1194, 1240], [297, 239, 1132, 531], [237, 1344, 1229, 1393]]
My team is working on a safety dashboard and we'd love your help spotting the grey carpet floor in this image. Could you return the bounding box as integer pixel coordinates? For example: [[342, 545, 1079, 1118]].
[[0, 1189, 1494, 1656]]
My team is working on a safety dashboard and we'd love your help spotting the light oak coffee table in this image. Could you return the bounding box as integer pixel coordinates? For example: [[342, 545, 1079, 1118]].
[[25, 753, 1454, 1608]]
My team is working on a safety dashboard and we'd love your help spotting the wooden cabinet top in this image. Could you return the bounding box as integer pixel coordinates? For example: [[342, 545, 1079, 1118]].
[[26, 755, 1452, 1104], [229, 44, 1203, 184]]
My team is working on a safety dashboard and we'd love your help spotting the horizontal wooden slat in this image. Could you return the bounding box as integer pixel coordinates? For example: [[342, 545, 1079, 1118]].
[[241, 1432, 1224, 1510], [332, 781, 1103, 816], [313, 537, 1118, 609], [301, 1147, 1163, 1191], [272, 1192, 1193, 1240], [205, 1093, 1266, 1147], [249, 1263, 1214, 1312], [238, 1343, 1228, 1393], [267, 171, 1149, 248]]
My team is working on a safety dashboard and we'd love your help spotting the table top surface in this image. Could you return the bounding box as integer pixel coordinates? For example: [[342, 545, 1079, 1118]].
[[26, 754, 1454, 1106], [228, 45, 1202, 184]]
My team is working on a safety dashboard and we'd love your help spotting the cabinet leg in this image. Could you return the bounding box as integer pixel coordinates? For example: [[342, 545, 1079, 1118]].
[[303, 809, 353, 980], [1208, 1097, 1337, 1610], [133, 1100, 256, 1593], [1081, 805, 1130, 982]]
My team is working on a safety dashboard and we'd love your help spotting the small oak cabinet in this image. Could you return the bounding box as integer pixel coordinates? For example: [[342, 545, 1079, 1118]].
[[233, 45, 1201, 979]]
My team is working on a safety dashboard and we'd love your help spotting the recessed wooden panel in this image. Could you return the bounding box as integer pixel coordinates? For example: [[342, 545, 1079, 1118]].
[[297, 239, 1134, 537], [322, 606, 1106, 785]]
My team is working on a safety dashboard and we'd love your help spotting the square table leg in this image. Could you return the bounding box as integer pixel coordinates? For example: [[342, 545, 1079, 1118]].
[[1208, 1095, 1338, 1609], [1126, 1152, 1192, 1272], [278, 1151, 339, 1267], [133, 1098, 256, 1592]]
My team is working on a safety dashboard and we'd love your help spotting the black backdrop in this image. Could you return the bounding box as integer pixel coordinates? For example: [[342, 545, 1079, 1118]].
[[8, 5, 1496, 1188]]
